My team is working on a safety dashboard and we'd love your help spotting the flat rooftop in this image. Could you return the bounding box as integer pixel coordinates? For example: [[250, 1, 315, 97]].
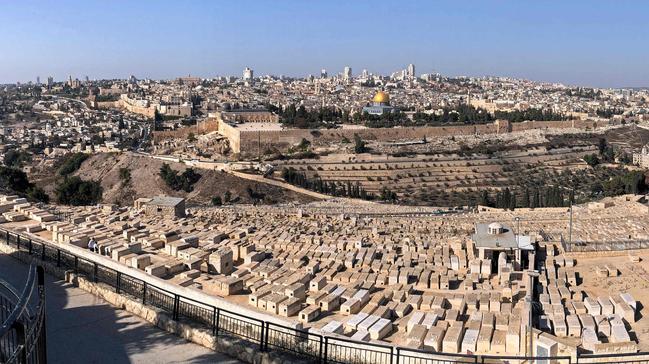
[[148, 196, 184, 207], [232, 122, 285, 131], [472, 222, 518, 249]]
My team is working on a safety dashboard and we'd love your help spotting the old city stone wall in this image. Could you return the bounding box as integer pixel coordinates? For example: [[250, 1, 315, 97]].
[[153, 117, 615, 156], [152, 119, 219, 143], [236, 119, 611, 156]]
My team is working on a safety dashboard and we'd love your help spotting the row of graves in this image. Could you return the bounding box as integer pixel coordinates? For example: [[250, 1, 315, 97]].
[[536, 244, 638, 354], [0, 196, 640, 356]]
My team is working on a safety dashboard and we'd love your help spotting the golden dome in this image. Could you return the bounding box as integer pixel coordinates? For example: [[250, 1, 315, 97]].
[[372, 91, 390, 104]]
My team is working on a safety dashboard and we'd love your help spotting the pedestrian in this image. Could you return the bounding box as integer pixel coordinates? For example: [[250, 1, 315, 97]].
[[88, 237, 98, 253]]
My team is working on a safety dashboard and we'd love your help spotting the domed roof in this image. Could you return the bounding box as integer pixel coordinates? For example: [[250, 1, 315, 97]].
[[487, 222, 504, 235], [488, 222, 503, 230], [372, 91, 390, 104]]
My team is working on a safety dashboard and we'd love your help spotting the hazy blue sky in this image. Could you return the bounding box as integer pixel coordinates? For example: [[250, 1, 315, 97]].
[[1, 0, 648, 87]]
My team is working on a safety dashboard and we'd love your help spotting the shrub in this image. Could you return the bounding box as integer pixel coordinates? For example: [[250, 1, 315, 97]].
[[27, 186, 49, 204], [3, 149, 32, 168], [0, 166, 30, 192], [583, 154, 600, 167], [119, 168, 131, 185], [354, 134, 368, 153], [55, 177, 102, 206], [58, 153, 89, 176], [159, 163, 202, 192]]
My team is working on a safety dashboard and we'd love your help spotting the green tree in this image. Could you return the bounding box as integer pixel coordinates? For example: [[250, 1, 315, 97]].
[[26, 186, 49, 203], [354, 134, 368, 153], [159, 163, 201, 192], [54, 176, 102, 206], [479, 190, 491, 206], [119, 168, 131, 185], [0, 166, 31, 192], [58, 153, 89, 176], [211, 196, 222, 206], [583, 154, 600, 167], [521, 188, 530, 208], [3, 149, 32, 168]]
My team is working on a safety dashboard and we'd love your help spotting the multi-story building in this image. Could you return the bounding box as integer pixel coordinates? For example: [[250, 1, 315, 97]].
[[633, 145, 649, 168], [406, 63, 416, 79], [343, 66, 352, 82], [243, 67, 254, 82]]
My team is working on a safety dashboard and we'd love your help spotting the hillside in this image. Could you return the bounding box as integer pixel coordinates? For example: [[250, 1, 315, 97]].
[[36, 153, 315, 206]]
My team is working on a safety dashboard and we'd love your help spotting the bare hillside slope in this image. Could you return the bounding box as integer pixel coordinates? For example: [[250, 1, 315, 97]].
[[64, 153, 314, 206]]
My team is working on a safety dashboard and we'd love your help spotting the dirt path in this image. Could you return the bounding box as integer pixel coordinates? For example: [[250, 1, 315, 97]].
[[229, 171, 332, 200]]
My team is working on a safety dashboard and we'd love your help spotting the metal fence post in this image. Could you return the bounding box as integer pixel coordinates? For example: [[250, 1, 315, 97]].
[[318, 335, 323, 364], [323, 336, 329, 364], [215, 308, 220, 337], [41, 243, 46, 261], [16, 234, 20, 250], [211, 307, 217, 336], [94, 263, 98, 283], [74, 256, 79, 273], [57, 249, 61, 267], [142, 282, 147, 304], [265, 321, 271, 351], [393, 347, 397, 364], [116, 271, 122, 293], [172, 294, 180, 320], [259, 320, 266, 351], [28, 238, 33, 255], [13, 321, 27, 363], [38, 266, 47, 364]]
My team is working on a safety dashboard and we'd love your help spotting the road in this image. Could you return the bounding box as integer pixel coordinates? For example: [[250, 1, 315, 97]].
[[0, 253, 241, 364], [229, 170, 333, 200]]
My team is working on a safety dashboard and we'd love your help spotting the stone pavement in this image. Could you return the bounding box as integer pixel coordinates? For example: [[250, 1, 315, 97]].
[[0, 253, 241, 364]]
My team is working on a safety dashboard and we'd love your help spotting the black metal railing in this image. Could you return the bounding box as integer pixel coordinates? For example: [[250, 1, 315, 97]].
[[397, 347, 478, 364], [0, 263, 47, 364], [563, 237, 649, 253], [3, 226, 649, 364]]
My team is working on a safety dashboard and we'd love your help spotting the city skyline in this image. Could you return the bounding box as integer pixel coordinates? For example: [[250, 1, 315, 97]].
[[1, 0, 649, 87]]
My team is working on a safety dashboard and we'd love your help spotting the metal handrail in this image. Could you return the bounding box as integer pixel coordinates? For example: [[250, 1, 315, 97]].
[[5, 226, 649, 364], [0, 263, 46, 364], [0, 264, 37, 337]]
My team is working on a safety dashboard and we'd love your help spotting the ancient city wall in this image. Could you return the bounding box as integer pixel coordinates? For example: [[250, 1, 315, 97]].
[[236, 122, 510, 155], [155, 118, 613, 155], [152, 119, 219, 143], [118, 98, 157, 118], [235, 119, 607, 156]]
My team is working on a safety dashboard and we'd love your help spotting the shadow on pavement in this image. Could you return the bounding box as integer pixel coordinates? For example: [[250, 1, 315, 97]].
[[0, 253, 240, 364]]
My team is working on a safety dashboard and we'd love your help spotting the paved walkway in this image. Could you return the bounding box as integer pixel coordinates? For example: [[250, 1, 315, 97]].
[[0, 254, 241, 364]]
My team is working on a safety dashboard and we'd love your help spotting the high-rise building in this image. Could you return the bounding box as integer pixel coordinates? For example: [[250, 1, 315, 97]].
[[243, 67, 254, 81], [320, 69, 327, 78], [343, 66, 352, 81], [406, 64, 416, 79], [36, 76, 40, 85], [47, 76, 53, 88], [361, 69, 369, 79]]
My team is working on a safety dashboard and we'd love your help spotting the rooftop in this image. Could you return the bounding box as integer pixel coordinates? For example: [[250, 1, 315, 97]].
[[147, 196, 185, 207], [473, 222, 518, 249]]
